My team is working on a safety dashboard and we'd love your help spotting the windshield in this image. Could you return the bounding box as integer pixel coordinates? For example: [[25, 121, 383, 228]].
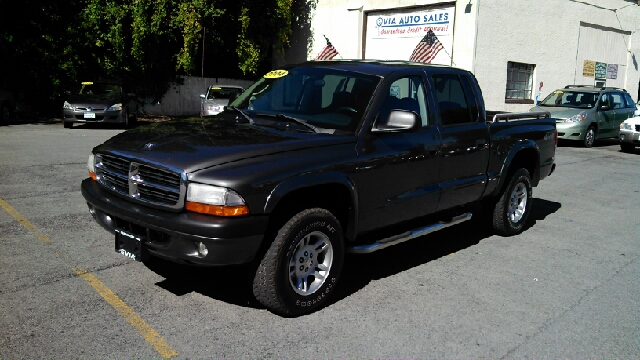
[[207, 87, 243, 100], [77, 82, 122, 99], [539, 90, 598, 109], [229, 67, 380, 133]]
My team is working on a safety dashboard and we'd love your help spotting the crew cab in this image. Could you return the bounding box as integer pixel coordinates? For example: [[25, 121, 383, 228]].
[[81, 60, 557, 316]]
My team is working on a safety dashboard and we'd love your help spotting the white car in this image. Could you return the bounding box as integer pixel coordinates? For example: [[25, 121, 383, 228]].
[[200, 85, 245, 116], [619, 115, 640, 153]]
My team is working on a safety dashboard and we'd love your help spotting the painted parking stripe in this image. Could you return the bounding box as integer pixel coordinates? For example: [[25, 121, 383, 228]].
[[73, 267, 178, 358], [0, 196, 178, 358], [0, 197, 52, 243]]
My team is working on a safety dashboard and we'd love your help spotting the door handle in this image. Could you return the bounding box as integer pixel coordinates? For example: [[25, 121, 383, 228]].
[[476, 139, 487, 149]]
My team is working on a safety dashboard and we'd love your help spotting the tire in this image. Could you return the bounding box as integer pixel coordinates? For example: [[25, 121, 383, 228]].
[[490, 168, 532, 236], [1, 103, 10, 123], [620, 142, 635, 153], [583, 126, 596, 148], [63, 121, 73, 129], [123, 109, 130, 129], [253, 208, 344, 316]]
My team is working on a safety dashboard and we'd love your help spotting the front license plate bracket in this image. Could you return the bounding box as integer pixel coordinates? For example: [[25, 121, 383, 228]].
[[115, 229, 147, 262]]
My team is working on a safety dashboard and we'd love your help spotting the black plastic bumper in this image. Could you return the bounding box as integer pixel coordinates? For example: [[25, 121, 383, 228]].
[[81, 178, 268, 266]]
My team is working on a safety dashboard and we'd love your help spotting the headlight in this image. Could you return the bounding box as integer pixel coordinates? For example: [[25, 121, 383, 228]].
[[620, 122, 632, 130], [567, 114, 587, 122], [107, 103, 122, 111], [186, 183, 249, 216], [87, 154, 96, 180], [63, 101, 74, 110]]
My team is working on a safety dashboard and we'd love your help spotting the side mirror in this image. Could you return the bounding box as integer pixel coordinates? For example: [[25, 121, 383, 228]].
[[372, 110, 421, 132], [199, 94, 206, 99]]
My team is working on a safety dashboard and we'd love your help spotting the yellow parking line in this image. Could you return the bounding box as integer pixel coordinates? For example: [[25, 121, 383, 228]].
[[73, 267, 178, 358], [0, 197, 52, 243], [0, 196, 178, 358]]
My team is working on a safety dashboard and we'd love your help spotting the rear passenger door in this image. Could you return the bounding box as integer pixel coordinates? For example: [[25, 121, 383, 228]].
[[430, 73, 490, 211]]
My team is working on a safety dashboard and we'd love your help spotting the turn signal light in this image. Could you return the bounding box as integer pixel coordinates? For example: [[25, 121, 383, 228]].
[[89, 170, 97, 180], [185, 201, 250, 216]]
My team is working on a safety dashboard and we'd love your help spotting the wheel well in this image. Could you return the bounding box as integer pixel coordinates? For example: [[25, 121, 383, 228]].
[[267, 184, 353, 240], [507, 148, 537, 185]]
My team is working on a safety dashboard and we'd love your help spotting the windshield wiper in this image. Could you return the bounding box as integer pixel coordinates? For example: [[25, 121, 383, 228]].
[[228, 106, 253, 124], [256, 113, 319, 133]]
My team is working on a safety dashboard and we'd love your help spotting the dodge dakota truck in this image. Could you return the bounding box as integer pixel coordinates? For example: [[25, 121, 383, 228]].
[[81, 60, 557, 316]]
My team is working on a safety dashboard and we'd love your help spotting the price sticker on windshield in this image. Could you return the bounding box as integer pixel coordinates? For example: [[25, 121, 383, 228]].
[[81, 81, 93, 85], [553, 90, 563, 94], [264, 70, 288, 79]]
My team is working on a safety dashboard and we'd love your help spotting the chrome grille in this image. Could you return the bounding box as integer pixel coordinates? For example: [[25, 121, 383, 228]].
[[95, 154, 185, 209]]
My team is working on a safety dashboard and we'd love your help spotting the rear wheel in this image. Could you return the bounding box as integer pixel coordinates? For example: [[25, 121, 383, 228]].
[[583, 126, 596, 147], [489, 168, 533, 236], [253, 208, 344, 316], [1, 103, 10, 123], [63, 121, 73, 129]]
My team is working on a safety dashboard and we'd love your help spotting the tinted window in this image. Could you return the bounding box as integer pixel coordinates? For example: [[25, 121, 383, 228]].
[[623, 92, 635, 108], [611, 93, 625, 109], [432, 74, 472, 125]]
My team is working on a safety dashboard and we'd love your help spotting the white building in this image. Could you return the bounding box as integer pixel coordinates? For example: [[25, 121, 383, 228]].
[[277, 0, 640, 112]]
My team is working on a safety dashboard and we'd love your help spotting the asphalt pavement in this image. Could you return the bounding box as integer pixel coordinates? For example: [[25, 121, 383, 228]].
[[0, 119, 638, 358]]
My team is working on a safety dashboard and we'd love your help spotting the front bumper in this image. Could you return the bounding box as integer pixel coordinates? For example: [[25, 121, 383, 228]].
[[619, 129, 640, 145], [63, 109, 125, 123], [556, 121, 586, 140], [81, 178, 268, 266]]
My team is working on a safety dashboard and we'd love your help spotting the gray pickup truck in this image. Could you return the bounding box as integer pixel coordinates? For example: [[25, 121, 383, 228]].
[[82, 60, 557, 316]]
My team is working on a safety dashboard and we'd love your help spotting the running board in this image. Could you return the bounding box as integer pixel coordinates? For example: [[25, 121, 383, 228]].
[[347, 213, 473, 254]]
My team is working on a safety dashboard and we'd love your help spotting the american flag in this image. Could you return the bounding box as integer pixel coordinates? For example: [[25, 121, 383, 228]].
[[409, 29, 444, 63], [315, 37, 339, 60]]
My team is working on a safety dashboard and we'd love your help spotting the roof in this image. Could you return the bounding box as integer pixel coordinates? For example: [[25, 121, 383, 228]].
[[286, 59, 470, 77], [563, 85, 628, 93]]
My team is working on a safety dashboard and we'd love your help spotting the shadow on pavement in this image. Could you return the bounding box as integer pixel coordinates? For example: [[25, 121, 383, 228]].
[[143, 198, 562, 313]]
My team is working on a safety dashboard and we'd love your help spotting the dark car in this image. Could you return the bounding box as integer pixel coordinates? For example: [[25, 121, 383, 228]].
[[62, 80, 138, 129], [0, 87, 16, 123]]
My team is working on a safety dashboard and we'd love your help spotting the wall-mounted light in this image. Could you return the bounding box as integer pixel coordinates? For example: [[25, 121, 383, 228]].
[[465, 0, 472, 13]]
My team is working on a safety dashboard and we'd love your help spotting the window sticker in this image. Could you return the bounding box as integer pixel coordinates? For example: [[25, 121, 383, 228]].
[[82, 82, 93, 85], [264, 70, 288, 79]]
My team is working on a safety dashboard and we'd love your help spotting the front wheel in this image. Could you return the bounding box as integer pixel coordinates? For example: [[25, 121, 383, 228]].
[[490, 168, 533, 236], [583, 126, 596, 147], [253, 208, 344, 316]]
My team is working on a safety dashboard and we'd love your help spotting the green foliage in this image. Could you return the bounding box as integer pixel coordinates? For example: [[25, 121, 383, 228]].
[[0, 0, 318, 114]]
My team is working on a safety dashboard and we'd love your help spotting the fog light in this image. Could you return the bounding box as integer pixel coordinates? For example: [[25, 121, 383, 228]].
[[198, 242, 209, 257]]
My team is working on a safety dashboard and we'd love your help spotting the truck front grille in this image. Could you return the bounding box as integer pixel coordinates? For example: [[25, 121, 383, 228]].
[[95, 154, 185, 210]]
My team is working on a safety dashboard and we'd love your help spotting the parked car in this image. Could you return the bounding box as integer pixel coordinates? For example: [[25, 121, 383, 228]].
[[635, 99, 640, 116], [619, 115, 640, 153], [0, 87, 16, 123], [200, 85, 244, 116], [531, 85, 636, 147], [62, 80, 137, 129], [82, 60, 557, 316]]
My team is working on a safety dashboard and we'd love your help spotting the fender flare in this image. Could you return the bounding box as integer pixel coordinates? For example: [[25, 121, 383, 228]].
[[264, 171, 359, 241], [489, 140, 540, 198]]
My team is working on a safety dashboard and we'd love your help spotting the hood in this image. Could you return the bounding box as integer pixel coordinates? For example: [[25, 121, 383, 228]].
[[93, 116, 353, 173], [67, 94, 120, 107], [203, 99, 230, 106], [623, 115, 640, 126], [530, 106, 585, 120]]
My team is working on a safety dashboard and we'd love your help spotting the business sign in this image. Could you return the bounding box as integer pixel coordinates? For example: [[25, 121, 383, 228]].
[[365, 5, 455, 64], [371, 8, 454, 38], [595, 62, 607, 79], [606, 64, 618, 79], [582, 60, 595, 77]]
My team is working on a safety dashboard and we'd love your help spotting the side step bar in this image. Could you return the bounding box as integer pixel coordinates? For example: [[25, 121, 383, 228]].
[[347, 213, 472, 254]]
